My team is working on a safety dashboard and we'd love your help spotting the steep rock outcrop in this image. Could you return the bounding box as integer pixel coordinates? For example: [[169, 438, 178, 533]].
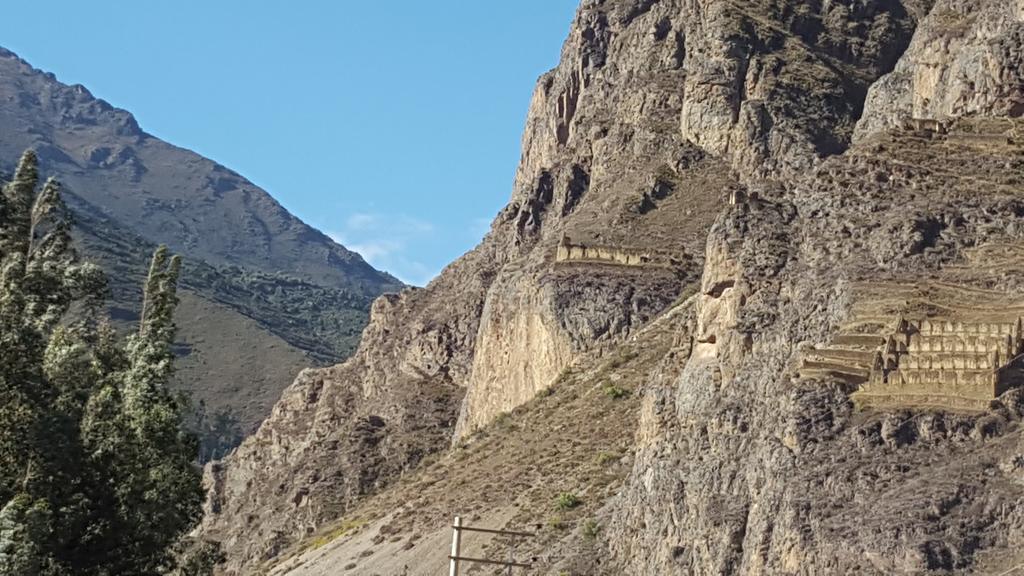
[[856, 0, 1024, 140], [202, 0, 725, 569], [202, 249, 495, 568], [613, 13, 1024, 565], [678, 0, 924, 180], [454, 265, 685, 438], [453, 275, 575, 438]]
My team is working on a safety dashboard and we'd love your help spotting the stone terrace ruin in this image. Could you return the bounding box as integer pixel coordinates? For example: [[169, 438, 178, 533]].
[[855, 316, 1024, 410], [798, 281, 1024, 411], [555, 234, 687, 268]]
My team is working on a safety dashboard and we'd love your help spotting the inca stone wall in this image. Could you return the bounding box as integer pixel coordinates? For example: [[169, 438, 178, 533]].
[[795, 282, 1024, 411], [555, 236, 686, 268]]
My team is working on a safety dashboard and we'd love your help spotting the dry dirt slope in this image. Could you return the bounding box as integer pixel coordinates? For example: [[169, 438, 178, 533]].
[[266, 298, 696, 576]]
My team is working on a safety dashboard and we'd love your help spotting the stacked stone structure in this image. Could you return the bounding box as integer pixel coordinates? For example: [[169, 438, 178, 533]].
[[856, 317, 1024, 410], [554, 235, 685, 268], [798, 281, 1024, 410]]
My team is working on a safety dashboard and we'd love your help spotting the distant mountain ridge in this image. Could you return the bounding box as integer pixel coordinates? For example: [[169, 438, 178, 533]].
[[0, 46, 403, 439]]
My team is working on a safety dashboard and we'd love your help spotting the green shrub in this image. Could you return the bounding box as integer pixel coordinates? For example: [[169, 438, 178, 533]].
[[555, 365, 574, 384], [603, 383, 630, 400], [582, 519, 601, 540], [605, 350, 639, 371], [555, 492, 582, 511], [309, 519, 366, 550]]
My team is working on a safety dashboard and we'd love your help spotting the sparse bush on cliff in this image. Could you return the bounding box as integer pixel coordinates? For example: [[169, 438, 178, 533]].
[[602, 382, 630, 400], [547, 515, 567, 531], [595, 451, 620, 466], [192, 402, 245, 463], [555, 492, 582, 511]]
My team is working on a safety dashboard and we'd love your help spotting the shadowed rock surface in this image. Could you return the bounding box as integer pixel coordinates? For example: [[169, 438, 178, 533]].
[[201, 0, 1024, 574]]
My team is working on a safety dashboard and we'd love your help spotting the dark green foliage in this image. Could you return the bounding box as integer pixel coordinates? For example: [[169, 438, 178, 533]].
[[184, 264, 369, 363], [74, 208, 373, 364], [168, 539, 225, 576], [0, 494, 57, 576], [555, 492, 582, 511], [0, 151, 212, 575]]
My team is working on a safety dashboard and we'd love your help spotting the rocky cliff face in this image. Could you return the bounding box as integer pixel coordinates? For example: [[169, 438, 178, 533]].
[[610, 1, 1024, 574], [0, 49, 402, 435], [203, 0, 1024, 574], [202, 0, 724, 568], [612, 119, 1024, 574], [202, 248, 495, 565], [857, 0, 1024, 140], [676, 0, 927, 181]]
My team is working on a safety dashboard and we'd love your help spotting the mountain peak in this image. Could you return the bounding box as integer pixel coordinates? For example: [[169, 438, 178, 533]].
[[0, 45, 403, 441], [0, 44, 399, 291]]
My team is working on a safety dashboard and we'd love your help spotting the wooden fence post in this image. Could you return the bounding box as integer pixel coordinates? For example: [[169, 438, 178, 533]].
[[449, 516, 462, 576], [448, 516, 535, 573]]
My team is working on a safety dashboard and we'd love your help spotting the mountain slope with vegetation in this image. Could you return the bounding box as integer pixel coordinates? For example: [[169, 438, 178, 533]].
[[0, 48, 403, 440]]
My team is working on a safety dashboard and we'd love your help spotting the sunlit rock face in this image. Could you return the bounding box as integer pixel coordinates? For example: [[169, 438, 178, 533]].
[[610, 0, 1024, 569], [202, 1, 1024, 574], [856, 0, 1024, 141]]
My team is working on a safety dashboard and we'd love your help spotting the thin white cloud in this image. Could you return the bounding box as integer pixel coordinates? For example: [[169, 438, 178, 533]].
[[346, 239, 403, 262], [329, 213, 440, 286], [345, 212, 379, 231]]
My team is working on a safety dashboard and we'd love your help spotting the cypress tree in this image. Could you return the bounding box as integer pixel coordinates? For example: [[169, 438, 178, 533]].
[[0, 151, 215, 575], [0, 150, 53, 543], [107, 248, 202, 574], [1, 151, 38, 260]]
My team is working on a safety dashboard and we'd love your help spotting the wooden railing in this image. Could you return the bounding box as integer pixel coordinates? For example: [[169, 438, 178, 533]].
[[448, 515, 536, 575]]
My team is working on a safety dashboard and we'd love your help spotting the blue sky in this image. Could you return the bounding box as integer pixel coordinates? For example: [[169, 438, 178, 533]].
[[1, 2, 579, 285]]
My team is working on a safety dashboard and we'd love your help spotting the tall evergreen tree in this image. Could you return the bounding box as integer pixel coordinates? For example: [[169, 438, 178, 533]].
[[79, 248, 204, 574], [0, 152, 70, 518], [0, 151, 216, 575]]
